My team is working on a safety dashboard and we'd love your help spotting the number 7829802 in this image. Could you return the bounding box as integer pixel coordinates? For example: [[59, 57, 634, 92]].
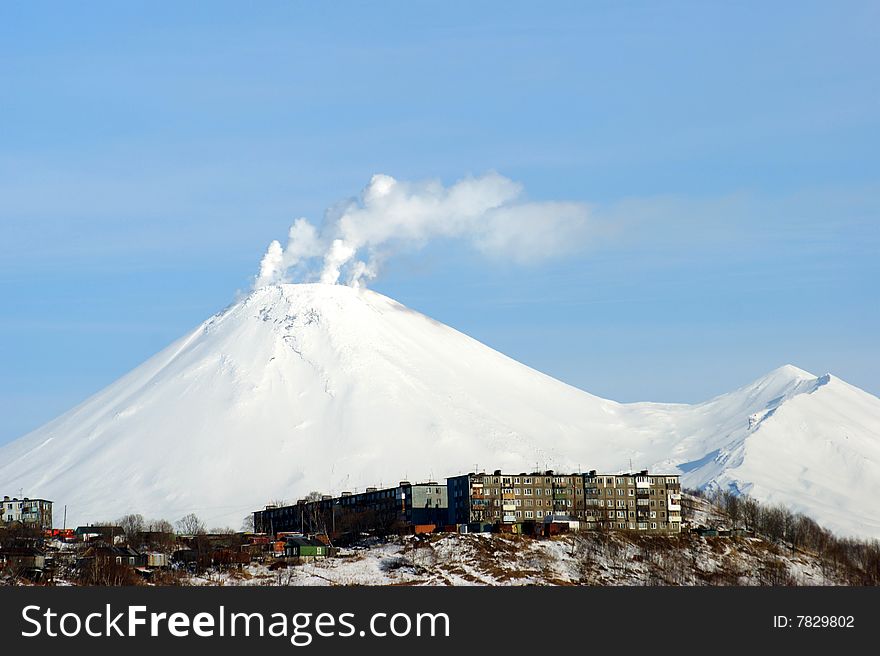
[[797, 616, 854, 628]]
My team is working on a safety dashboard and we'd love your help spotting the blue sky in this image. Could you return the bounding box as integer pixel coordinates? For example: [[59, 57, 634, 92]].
[[1, 1, 878, 445]]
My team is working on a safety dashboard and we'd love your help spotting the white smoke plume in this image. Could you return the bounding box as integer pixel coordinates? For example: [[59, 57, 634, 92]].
[[253, 172, 592, 289]]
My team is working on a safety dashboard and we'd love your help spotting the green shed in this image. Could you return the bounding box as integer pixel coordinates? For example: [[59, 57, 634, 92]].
[[285, 537, 330, 559]]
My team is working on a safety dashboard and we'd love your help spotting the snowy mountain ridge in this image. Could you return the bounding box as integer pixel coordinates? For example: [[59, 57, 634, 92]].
[[1, 283, 878, 538]]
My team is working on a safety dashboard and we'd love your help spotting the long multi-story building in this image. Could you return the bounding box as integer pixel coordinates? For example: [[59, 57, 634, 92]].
[[447, 470, 584, 525], [254, 481, 447, 536], [448, 469, 681, 533], [256, 468, 682, 537], [581, 470, 681, 533], [1, 496, 53, 530]]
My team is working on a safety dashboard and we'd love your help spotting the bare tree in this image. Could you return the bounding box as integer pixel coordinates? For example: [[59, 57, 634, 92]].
[[148, 518, 175, 534], [117, 513, 145, 544], [209, 526, 235, 535], [176, 513, 206, 536], [741, 496, 760, 532]]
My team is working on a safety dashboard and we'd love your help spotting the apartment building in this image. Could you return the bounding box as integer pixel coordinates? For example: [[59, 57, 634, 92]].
[[447, 470, 584, 525], [1, 496, 53, 530], [254, 481, 447, 536], [581, 470, 681, 533]]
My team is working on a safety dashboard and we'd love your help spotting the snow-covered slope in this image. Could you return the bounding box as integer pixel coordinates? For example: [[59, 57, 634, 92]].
[[1, 284, 878, 537]]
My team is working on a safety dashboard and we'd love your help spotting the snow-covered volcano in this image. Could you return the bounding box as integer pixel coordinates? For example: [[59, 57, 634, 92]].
[[2, 284, 878, 537]]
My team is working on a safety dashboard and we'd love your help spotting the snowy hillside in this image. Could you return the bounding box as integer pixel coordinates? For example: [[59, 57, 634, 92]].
[[1, 283, 878, 537], [184, 532, 859, 587]]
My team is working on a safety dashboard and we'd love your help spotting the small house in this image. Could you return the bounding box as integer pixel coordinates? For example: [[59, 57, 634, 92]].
[[0, 546, 46, 572], [75, 525, 125, 544]]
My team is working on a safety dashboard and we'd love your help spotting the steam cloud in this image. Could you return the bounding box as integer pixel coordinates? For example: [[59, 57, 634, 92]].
[[254, 172, 592, 289]]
